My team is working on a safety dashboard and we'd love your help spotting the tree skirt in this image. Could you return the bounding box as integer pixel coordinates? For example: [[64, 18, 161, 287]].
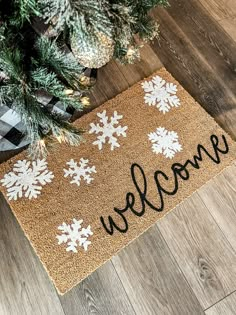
[[0, 68, 235, 294]]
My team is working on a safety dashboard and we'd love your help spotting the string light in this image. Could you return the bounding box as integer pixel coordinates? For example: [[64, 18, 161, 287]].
[[81, 96, 90, 106], [79, 75, 91, 87], [40, 139, 45, 145], [56, 135, 63, 143], [64, 89, 74, 95]]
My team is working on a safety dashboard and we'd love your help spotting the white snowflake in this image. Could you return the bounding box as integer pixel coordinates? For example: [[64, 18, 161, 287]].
[[89, 110, 128, 150], [56, 218, 93, 253], [64, 158, 96, 186], [0, 159, 54, 200], [148, 127, 182, 159], [142, 75, 180, 113]]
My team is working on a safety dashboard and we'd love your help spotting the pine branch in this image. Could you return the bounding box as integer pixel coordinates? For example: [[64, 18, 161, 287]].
[[0, 22, 5, 42], [35, 36, 84, 88], [0, 12, 86, 157], [0, 0, 169, 157], [39, 0, 74, 31], [37, 0, 168, 65], [12, 0, 41, 26], [0, 48, 24, 82], [11, 92, 84, 157], [39, 0, 113, 37], [31, 67, 84, 110]]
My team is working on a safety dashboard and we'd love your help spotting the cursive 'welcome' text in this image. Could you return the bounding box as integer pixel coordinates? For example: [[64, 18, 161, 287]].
[[100, 134, 229, 235]]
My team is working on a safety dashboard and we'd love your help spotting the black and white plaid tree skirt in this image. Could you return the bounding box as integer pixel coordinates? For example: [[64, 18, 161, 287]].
[[0, 99, 72, 151]]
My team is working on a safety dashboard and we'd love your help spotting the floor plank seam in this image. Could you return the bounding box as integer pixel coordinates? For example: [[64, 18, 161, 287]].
[[204, 288, 236, 312], [111, 260, 138, 315], [197, 190, 236, 259], [56, 293, 68, 315], [154, 224, 204, 312], [157, 10, 236, 99]]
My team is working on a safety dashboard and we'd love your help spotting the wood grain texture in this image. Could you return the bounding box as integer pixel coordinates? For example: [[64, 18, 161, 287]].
[[59, 262, 135, 315], [157, 192, 236, 309], [205, 291, 236, 315], [112, 225, 203, 315], [0, 0, 236, 313], [219, 18, 236, 42], [88, 45, 161, 108], [151, 0, 236, 138], [199, 0, 236, 21], [0, 193, 65, 315], [73, 44, 162, 122], [114, 45, 163, 87], [199, 163, 236, 251]]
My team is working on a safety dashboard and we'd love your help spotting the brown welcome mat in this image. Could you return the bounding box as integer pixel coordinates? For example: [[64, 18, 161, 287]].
[[0, 68, 235, 294]]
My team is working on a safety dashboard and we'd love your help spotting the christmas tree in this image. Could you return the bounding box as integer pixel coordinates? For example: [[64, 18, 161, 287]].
[[39, 0, 169, 67], [0, 0, 168, 157]]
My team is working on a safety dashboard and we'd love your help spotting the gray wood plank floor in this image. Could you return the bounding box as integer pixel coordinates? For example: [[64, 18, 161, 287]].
[[205, 291, 236, 315], [0, 0, 236, 314]]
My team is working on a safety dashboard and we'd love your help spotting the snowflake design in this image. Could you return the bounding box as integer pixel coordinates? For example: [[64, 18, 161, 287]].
[[0, 159, 54, 200], [89, 110, 128, 150], [142, 75, 180, 113], [64, 158, 96, 186], [148, 127, 182, 159], [57, 218, 93, 253]]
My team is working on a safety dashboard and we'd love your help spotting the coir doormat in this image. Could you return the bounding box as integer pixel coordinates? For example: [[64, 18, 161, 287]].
[[0, 68, 235, 294]]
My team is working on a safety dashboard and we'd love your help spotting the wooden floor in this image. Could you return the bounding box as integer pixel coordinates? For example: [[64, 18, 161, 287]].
[[0, 0, 236, 314]]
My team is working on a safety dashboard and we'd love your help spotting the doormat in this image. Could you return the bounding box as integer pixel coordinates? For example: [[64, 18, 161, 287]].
[[0, 68, 235, 295]]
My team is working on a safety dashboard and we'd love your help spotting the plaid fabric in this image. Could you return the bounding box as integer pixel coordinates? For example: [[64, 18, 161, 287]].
[[0, 69, 97, 152], [0, 98, 72, 151]]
